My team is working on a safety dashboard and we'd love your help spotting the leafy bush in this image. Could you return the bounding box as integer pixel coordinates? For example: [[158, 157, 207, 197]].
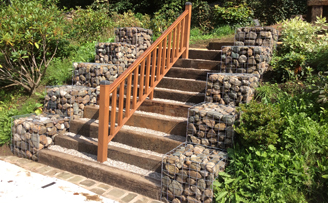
[[191, 0, 213, 33], [212, 1, 254, 27], [0, 0, 68, 94], [235, 101, 285, 147], [111, 10, 149, 29]]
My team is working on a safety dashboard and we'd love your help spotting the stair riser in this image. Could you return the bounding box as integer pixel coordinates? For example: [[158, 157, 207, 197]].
[[69, 119, 183, 153], [55, 135, 162, 172], [39, 150, 161, 199], [174, 59, 221, 70], [83, 106, 187, 135], [138, 100, 190, 117], [166, 67, 212, 80], [188, 49, 222, 60], [208, 42, 234, 50], [158, 77, 206, 92], [153, 89, 205, 104]]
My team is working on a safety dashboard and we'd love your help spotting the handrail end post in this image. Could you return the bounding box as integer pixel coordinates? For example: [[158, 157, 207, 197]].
[[182, 2, 192, 59], [97, 80, 111, 163]]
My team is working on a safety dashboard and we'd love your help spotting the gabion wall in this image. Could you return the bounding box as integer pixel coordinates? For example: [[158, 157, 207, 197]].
[[234, 27, 279, 49], [43, 85, 97, 120], [11, 113, 70, 161], [95, 43, 138, 67], [187, 102, 238, 151], [220, 46, 272, 75], [115, 27, 153, 54], [161, 143, 227, 203], [205, 73, 259, 106], [73, 62, 121, 87]]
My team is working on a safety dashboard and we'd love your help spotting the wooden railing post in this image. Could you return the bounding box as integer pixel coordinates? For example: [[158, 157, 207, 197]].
[[97, 80, 110, 163], [182, 2, 192, 59]]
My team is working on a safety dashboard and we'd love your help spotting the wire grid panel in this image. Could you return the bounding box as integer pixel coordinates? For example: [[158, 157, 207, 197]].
[[73, 62, 122, 88], [43, 85, 97, 120], [11, 113, 70, 161], [161, 143, 227, 203], [219, 46, 272, 75], [95, 42, 138, 68], [186, 102, 238, 151], [205, 73, 259, 106], [114, 27, 153, 52], [234, 27, 279, 49]]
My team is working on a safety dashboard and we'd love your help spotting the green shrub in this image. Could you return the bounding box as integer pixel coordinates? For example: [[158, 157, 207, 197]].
[[191, 0, 213, 33], [212, 1, 254, 27], [0, 0, 68, 94], [235, 101, 285, 147]]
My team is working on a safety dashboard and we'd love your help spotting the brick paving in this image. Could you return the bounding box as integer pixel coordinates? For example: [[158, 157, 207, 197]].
[[0, 156, 162, 203]]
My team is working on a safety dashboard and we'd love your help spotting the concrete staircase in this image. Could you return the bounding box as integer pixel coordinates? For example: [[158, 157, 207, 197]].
[[38, 45, 228, 200]]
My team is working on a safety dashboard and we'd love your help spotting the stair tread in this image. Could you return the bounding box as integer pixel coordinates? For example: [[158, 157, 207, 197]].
[[151, 97, 195, 106], [154, 86, 205, 95], [163, 76, 206, 82]]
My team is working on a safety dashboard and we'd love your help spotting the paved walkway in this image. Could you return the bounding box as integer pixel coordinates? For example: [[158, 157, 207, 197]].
[[0, 156, 162, 203]]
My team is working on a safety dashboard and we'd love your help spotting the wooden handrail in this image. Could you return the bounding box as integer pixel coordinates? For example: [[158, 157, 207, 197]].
[[97, 2, 192, 162]]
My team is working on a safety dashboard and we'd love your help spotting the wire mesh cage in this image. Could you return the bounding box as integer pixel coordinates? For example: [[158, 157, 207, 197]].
[[72, 62, 121, 88], [219, 46, 272, 75], [205, 73, 259, 106], [95, 42, 138, 68], [234, 27, 279, 49], [11, 113, 70, 161], [43, 85, 97, 120], [114, 27, 153, 52], [186, 102, 239, 151], [161, 142, 227, 203]]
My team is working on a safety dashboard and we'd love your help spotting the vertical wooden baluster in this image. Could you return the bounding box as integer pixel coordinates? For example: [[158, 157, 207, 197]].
[[149, 49, 157, 100], [118, 82, 125, 126], [166, 32, 172, 68], [132, 67, 139, 108], [125, 73, 132, 116], [97, 81, 110, 163], [161, 36, 167, 74], [157, 41, 162, 80], [172, 27, 176, 62], [180, 18, 185, 53], [109, 88, 117, 138], [182, 2, 192, 59], [176, 22, 180, 57], [145, 55, 151, 94], [139, 60, 145, 101]]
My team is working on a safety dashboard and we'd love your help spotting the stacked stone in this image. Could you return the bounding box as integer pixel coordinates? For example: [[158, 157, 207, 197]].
[[220, 46, 272, 75], [11, 113, 70, 161], [95, 43, 138, 67], [205, 73, 259, 106], [43, 85, 97, 120], [234, 27, 279, 49], [115, 27, 153, 54], [187, 103, 238, 150], [161, 143, 227, 203], [73, 62, 122, 87]]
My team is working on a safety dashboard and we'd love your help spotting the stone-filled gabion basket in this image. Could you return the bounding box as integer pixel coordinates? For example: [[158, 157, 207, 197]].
[[11, 113, 70, 161], [205, 73, 259, 106], [115, 27, 153, 53], [187, 102, 239, 151], [43, 85, 97, 120], [234, 27, 279, 49], [95, 42, 139, 67], [73, 62, 121, 87], [161, 143, 227, 203], [220, 46, 272, 75]]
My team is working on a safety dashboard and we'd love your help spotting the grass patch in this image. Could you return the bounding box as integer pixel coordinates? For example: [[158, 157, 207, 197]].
[[189, 25, 235, 44]]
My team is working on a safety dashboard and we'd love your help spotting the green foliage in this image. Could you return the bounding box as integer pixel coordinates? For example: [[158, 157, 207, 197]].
[[189, 25, 235, 44], [255, 83, 283, 104], [191, 0, 213, 33], [212, 1, 254, 27], [247, 0, 307, 25], [235, 101, 285, 146], [111, 10, 149, 28], [312, 71, 328, 105], [0, 0, 68, 94]]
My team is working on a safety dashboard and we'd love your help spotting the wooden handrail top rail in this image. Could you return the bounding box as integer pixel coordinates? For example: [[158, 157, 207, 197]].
[[106, 10, 189, 93]]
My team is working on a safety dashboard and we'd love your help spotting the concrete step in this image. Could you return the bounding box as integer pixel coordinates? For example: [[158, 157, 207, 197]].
[[82, 106, 187, 136], [158, 77, 207, 92], [188, 49, 222, 60], [138, 99, 191, 117], [166, 67, 216, 80], [173, 58, 221, 70], [153, 87, 205, 104], [207, 41, 234, 50], [39, 149, 161, 199], [69, 118, 184, 154], [54, 133, 162, 173]]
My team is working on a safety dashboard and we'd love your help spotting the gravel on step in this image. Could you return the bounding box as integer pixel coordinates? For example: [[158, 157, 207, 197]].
[[64, 132, 164, 158], [48, 145, 161, 180]]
